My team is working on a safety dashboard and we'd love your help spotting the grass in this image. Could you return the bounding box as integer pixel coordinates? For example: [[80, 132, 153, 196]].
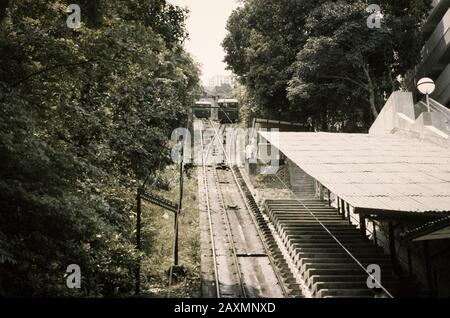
[[249, 163, 296, 201], [251, 163, 290, 189], [139, 165, 201, 298]]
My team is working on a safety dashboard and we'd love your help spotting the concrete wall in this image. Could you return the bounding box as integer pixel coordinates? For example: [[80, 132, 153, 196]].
[[370, 220, 450, 297], [417, 3, 450, 107], [419, 8, 450, 78], [369, 91, 450, 147], [434, 63, 450, 105], [369, 91, 416, 136]]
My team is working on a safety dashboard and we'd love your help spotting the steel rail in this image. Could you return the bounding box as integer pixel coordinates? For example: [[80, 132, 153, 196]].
[[207, 120, 290, 298], [203, 120, 247, 297], [212, 164, 247, 297], [200, 120, 221, 298]]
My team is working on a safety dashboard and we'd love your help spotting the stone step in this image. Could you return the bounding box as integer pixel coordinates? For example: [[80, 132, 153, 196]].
[[279, 220, 350, 225], [286, 239, 380, 251], [287, 233, 363, 239], [284, 231, 362, 238], [278, 226, 358, 236], [291, 190, 316, 193], [301, 260, 393, 269], [271, 213, 340, 218], [267, 204, 326, 209], [309, 275, 368, 283], [293, 251, 388, 260], [285, 237, 371, 246], [273, 215, 343, 220], [279, 224, 356, 229], [285, 237, 369, 245], [271, 210, 339, 214], [314, 281, 369, 292], [298, 260, 394, 272], [268, 205, 328, 210], [283, 276, 297, 285], [264, 196, 404, 298], [285, 227, 361, 235], [291, 247, 385, 255], [268, 210, 336, 217], [274, 219, 343, 224], [310, 277, 398, 288], [274, 215, 342, 220], [318, 289, 375, 298], [285, 242, 374, 249], [266, 200, 324, 204], [269, 208, 336, 212], [305, 267, 368, 276], [323, 295, 374, 298], [269, 203, 334, 207], [276, 217, 344, 221]]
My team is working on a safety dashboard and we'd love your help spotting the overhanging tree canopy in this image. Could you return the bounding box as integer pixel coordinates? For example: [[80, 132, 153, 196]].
[[0, 0, 200, 297], [223, 0, 431, 131]]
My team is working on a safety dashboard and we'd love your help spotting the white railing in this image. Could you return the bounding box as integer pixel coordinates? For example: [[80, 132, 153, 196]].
[[425, 97, 450, 120]]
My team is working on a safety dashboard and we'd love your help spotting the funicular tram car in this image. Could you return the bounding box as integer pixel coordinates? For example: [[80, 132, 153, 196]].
[[192, 101, 213, 119], [218, 99, 239, 123]]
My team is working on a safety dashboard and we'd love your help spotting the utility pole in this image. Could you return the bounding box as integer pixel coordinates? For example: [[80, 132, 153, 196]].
[[135, 133, 186, 294], [135, 188, 142, 295], [174, 137, 185, 266]]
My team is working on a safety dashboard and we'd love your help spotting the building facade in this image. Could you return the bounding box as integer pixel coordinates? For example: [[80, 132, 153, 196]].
[[207, 75, 235, 88], [416, 0, 450, 106]]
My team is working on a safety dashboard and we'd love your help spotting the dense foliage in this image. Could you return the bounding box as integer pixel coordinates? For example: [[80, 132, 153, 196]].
[[0, 0, 200, 297], [223, 0, 431, 131]]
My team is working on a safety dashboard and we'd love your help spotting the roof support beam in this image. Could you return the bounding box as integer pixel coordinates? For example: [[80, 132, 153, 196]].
[[356, 208, 449, 221], [388, 222, 400, 275], [372, 219, 378, 247], [346, 202, 351, 225], [423, 241, 434, 295], [359, 211, 367, 238]]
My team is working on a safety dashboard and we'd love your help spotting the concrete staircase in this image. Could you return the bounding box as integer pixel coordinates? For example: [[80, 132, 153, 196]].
[[233, 167, 304, 298], [265, 199, 400, 298]]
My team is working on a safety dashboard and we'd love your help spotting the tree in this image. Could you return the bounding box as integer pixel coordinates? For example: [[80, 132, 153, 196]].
[[210, 83, 233, 97], [224, 0, 431, 131], [223, 0, 321, 120], [0, 0, 200, 296], [288, 0, 431, 129]]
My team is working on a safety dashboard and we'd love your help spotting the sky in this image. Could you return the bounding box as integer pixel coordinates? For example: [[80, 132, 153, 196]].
[[168, 0, 240, 85]]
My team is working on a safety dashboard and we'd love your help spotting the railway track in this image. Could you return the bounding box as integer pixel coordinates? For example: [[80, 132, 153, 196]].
[[198, 119, 304, 298], [195, 119, 404, 298]]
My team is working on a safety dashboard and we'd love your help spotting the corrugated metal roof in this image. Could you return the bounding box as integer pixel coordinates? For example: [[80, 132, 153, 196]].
[[404, 216, 450, 241], [259, 131, 450, 213]]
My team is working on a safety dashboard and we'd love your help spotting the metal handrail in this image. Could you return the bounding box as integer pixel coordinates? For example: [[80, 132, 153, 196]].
[[324, 190, 427, 285], [419, 98, 450, 122], [344, 207, 428, 287]]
